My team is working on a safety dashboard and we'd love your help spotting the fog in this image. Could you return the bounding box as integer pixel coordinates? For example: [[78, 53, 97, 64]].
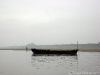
[[0, 0, 100, 46]]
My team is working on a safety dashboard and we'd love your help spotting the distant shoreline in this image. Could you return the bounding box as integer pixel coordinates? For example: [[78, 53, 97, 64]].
[[0, 48, 100, 52], [79, 49, 100, 52]]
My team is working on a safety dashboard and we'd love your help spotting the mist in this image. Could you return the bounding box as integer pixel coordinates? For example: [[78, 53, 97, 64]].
[[0, 0, 100, 46]]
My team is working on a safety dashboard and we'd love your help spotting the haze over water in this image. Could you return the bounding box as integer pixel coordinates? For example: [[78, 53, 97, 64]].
[[0, 0, 100, 46], [0, 50, 100, 75]]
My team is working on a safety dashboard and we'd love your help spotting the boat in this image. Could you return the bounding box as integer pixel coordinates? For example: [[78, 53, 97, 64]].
[[31, 48, 78, 54]]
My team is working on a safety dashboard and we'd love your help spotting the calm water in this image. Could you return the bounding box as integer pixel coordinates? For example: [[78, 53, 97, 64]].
[[0, 50, 100, 75]]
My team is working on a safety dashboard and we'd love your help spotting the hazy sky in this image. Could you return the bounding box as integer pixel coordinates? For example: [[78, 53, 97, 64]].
[[0, 0, 100, 46]]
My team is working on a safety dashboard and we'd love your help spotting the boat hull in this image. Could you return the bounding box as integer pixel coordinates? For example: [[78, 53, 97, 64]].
[[31, 48, 78, 54]]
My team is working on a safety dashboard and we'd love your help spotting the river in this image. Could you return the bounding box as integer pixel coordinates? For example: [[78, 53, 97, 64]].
[[0, 50, 100, 75]]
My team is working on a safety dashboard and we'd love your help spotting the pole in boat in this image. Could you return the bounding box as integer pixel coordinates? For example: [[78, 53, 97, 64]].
[[77, 41, 78, 50], [26, 47, 28, 51]]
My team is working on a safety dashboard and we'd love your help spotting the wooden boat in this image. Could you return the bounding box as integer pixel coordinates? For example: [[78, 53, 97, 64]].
[[31, 48, 78, 54]]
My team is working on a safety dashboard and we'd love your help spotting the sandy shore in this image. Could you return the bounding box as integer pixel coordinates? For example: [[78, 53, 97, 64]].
[[79, 49, 100, 52]]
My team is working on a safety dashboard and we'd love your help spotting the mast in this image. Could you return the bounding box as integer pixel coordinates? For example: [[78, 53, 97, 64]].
[[77, 41, 78, 50]]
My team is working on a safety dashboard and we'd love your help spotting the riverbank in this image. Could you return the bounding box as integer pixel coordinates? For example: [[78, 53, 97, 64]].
[[79, 49, 100, 52], [0, 48, 100, 52]]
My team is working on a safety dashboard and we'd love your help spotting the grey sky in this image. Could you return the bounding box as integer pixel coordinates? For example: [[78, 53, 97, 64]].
[[0, 0, 100, 46]]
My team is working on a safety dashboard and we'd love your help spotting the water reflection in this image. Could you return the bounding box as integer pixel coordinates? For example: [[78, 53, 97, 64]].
[[32, 53, 77, 56], [31, 53, 78, 75], [31, 53, 78, 63]]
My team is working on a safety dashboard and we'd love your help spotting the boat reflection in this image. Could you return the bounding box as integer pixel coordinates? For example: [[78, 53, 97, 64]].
[[31, 53, 78, 72], [32, 53, 77, 56], [31, 53, 78, 63]]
